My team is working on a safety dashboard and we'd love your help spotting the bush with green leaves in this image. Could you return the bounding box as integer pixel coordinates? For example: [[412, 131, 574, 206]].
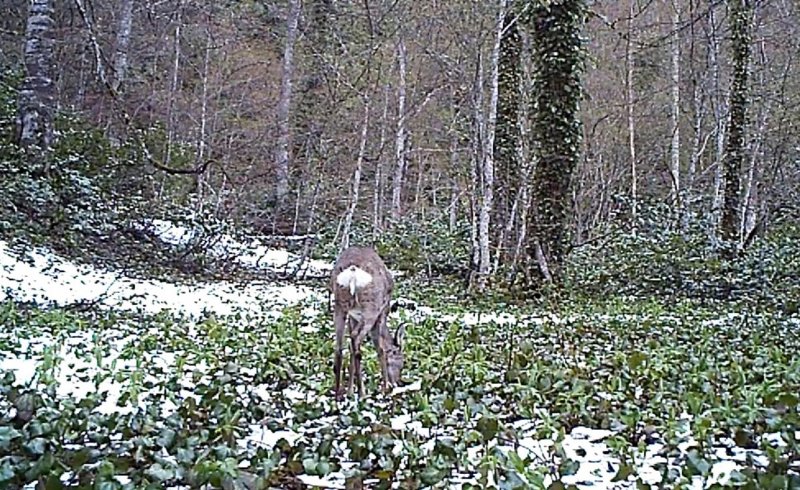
[[564, 202, 800, 311]]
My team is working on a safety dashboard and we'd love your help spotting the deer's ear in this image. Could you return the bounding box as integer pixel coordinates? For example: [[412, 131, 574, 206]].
[[394, 323, 406, 347]]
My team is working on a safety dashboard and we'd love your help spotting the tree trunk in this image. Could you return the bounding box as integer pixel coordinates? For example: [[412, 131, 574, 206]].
[[17, 0, 56, 153], [475, 0, 507, 290], [708, 4, 726, 242], [341, 98, 370, 250], [469, 53, 484, 276], [112, 0, 135, 93], [741, 37, 769, 245], [164, 2, 183, 169], [669, 0, 681, 208], [684, 0, 706, 231], [719, 0, 752, 246], [391, 38, 408, 221], [626, 0, 637, 230], [527, 0, 587, 282], [494, 3, 521, 260], [373, 84, 390, 239], [275, 0, 301, 207], [448, 115, 461, 232], [196, 28, 212, 208]]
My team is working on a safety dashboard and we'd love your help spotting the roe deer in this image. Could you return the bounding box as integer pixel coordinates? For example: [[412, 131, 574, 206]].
[[331, 246, 405, 400]]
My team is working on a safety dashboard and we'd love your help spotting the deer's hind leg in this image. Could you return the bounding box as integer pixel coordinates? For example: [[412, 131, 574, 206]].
[[347, 331, 358, 397], [333, 307, 348, 401]]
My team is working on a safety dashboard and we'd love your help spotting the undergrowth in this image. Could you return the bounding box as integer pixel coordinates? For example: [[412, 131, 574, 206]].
[[1, 296, 799, 488]]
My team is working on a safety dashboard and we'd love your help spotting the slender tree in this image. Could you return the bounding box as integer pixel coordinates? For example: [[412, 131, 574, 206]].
[[474, 0, 508, 290], [626, 0, 638, 230], [112, 0, 135, 93], [494, 2, 522, 263], [391, 38, 408, 221], [275, 0, 302, 207], [669, 0, 681, 207], [17, 0, 56, 153]]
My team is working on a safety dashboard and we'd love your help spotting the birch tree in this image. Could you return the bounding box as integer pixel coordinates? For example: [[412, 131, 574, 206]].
[[17, 0, 56, 153], [341, 98, 371, 250], [669, 1, 681, 207], [709, 5, 727, 240], [473, 0, 508, 290], [390, 38, 407, 221], [112, 0, 135, 93]]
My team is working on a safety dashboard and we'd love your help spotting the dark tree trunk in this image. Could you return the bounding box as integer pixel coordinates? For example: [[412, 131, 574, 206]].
[[719, 0, 752, 246], [527, 0, 587, 282]]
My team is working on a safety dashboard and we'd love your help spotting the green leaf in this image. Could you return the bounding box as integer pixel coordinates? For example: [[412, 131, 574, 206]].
[[24, 437, 48, 455], [559, 458, 580, 477], [0, 462, 13, 482], [628, 351, 646, 369], [68, 448, 91, 469], [476, 416, 499, 442], [0, 426, 21, 450], [685, 450, 710, 476], [419, 465, 446, 485], [778, 392, 799, 408], [157, 428, 176, 448], [44, 474, 64, 490], [145, 463, 174, 481], [611, 463, 635, 482]]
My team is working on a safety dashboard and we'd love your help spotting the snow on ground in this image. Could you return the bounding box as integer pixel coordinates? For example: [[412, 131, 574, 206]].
[[145, 219, 333, 277], [1, 221, 798, 489], [0, 240, 321, 319]]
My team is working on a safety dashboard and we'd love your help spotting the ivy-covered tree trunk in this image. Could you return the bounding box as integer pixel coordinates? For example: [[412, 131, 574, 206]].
[[719, 0, 752, 245], [17, 0, 56, 152], [527, 0, 587, 282]]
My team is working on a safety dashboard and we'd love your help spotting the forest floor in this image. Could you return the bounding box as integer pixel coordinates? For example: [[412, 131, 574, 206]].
[[1, 220, 799, 489]]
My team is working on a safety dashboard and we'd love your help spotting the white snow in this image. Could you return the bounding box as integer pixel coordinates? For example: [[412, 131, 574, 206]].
[[0, 240, 320, 318], [145, 219, 333, 276]]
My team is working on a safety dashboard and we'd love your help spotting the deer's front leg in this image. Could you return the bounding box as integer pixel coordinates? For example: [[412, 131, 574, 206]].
[[371, 323, 389, 393], [333, 308, 346, 401]]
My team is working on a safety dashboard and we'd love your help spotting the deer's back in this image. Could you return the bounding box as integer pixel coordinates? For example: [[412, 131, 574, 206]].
[[331, 247, 393, 309]]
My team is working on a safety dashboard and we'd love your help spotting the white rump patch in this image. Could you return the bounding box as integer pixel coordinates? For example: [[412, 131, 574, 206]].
[[336, 265, 373, 295]]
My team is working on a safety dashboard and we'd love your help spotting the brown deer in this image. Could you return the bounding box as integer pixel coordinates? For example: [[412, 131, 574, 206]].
[[331, 246, 405, 400]]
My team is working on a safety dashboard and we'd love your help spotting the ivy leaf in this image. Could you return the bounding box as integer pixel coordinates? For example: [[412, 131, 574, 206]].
[[0, 426, 21, 450], [419, 465, 446, 485], [611, 463, 635, 482], [24, 437, 48, 455], [44, 474, 63, 490], [559, 458, 580, 477], [685, 450, 710, 476], [476, 416, 499, 443], [157, 428, 176, 449]]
